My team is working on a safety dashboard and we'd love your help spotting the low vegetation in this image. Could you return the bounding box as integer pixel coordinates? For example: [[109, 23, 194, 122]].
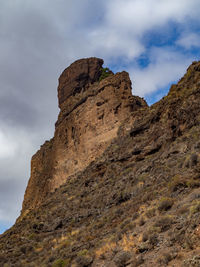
[[1, 60, 200, 266], [99, 67, 112, 81]]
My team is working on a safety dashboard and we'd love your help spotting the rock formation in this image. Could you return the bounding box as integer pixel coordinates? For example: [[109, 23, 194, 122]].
[[22, 57, 147, 214], [1, 59, 200, 267]]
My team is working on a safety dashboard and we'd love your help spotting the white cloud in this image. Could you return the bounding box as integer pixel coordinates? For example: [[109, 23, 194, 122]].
[[88, 29, 145, 61], [86, 0, 200, 64], [106, 0, 199, 29], [177, 33, 200, 49], [129, 47, 193, 96], [0, 127, 38, 225], [0, 130, 17, 158]]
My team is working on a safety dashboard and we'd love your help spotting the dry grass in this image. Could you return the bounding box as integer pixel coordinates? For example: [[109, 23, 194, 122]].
[[95, 234, 135, 259], [95, 241, 117, 259], [120, 234, 135, 251], [52, 234, 73, 250]]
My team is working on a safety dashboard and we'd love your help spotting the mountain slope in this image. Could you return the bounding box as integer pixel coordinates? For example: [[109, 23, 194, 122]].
[[0, 59, 200, 267]]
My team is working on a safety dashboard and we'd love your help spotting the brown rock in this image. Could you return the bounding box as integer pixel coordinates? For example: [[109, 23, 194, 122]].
[[2, 60, 200, 267], [22, 57, 147, 214], [58, 57, 104, 108]]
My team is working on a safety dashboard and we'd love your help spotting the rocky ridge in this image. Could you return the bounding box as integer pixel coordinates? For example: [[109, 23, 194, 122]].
[[0, 59, 200, 267]]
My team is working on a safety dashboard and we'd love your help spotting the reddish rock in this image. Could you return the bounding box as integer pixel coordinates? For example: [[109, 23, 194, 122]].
[[58, 57, 104, 108], [22, 58, 147, 214], [2, 60, 200, 267]]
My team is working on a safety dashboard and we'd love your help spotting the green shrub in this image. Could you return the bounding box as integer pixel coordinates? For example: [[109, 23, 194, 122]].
[[190, 201, 200, 215], [75, 255, 93, 267], [148, 233, 158, 246], [145, 208, 156, 218], [138, 217, 145, 226], [168, 175, 187, 192], [99, 67, 112, 81], [52, 259, 69, 267], [158, 198, 174, 212], [182, 255, 200, 266], [114, 251, 132, 267], [157, 252, 173, 265], [186, 179, 200, 188], [177, 205, 189, 215], [154, 216, 173, 232], [28, 233, 35, 240], [77, 249, 88, 256]]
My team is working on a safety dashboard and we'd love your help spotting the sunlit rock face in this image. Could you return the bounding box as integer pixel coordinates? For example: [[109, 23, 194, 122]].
[[22, 57, 147, 214], [2, 60, 200, 267]]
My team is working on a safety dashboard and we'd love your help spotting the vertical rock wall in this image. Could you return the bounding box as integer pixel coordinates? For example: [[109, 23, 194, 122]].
[[22, 57, 147, 214]]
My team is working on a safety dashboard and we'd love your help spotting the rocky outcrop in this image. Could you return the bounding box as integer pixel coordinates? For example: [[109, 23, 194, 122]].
[[58, 57, 104, 107], [1, 60, 200, 267], [22, 57, 147, 214]]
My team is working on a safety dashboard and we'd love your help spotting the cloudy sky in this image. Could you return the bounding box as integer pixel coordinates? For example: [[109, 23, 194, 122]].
[[0, 0, 200, 233]]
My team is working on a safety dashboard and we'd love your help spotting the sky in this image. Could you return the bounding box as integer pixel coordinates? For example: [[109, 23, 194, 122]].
[[0, 0, 200, 234]]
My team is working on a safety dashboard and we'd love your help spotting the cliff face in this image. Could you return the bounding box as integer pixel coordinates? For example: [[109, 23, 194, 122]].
[[1, 59, 200, 267], [22, 57, 147, 214]]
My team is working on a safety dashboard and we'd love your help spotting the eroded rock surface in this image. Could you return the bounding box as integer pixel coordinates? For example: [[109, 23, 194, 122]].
[[1, 59, 200, 267], [58, 57, 104, 107], [22, 57, 147, 214]]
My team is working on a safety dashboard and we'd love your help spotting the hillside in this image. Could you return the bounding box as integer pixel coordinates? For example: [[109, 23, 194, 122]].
[[0, 58, 200, 267]]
